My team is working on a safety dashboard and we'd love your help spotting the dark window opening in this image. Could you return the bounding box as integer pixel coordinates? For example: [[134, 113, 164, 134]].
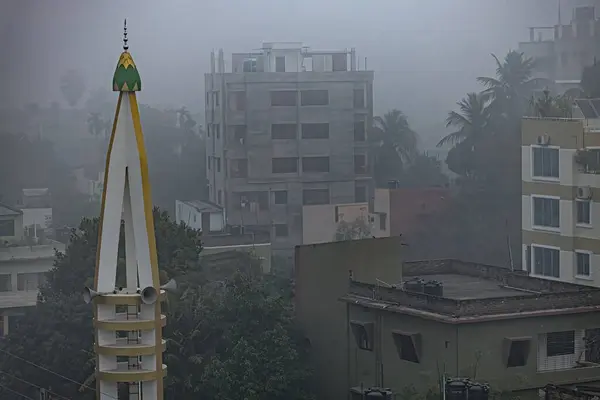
[[0, 220, 15, 236], [229, 91, 246, 111], [354, 121, 366, 142], [354, 154, 367, 174], [272, 157, 298, 174], [217, 190, 222, 204], [214, 91, 220, 107], [232, 125, 247, 142], [0, 275, 11, 292], [301, 123, 329, 139], [233, 191, 269, 211], [302, 157, 330, 173], [271, 91, 297, 107], [303, 188, 329, 205], [273, 191, 288, 205], [350, 321, 374, 351], [533, 246, 560, 278], [272, 124, 297, 140], [355, 185, 367, 203], [547, 331, 575, 357], [585, 329, 600, 363], [301, 90, 329, 106], [274, 224, 288, 237], [230, 159, 248, 178], [214, 124, 220, 139], [379, 213, 387, 230], [216, 157, 221, 173], [354, 89, 365, 108], [533, 197, 559, 228], [332, 53, 347, 72], [393, 332, 421, 363], [506, 339, 530, 367], [275, 56, 286, 72]]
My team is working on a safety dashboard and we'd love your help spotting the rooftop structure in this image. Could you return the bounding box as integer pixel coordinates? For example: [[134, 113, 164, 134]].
[[205, 42, 374, 266]]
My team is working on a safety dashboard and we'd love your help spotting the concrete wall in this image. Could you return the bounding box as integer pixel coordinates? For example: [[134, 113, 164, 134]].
[[201, 243, 271, 274], [295, 237, 404, 400], [175, 200, 224, 232]]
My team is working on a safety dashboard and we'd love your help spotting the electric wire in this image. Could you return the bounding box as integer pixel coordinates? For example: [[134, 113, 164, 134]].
[[0, 370, 70, 400], [0, 383, 35, 400], [0, 348, 118, 400]]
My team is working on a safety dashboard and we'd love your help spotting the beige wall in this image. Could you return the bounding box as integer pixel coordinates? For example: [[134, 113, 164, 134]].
[[295, 237, 404, 400], [302, 189, 390, 245], [201, 243, 271, 273]]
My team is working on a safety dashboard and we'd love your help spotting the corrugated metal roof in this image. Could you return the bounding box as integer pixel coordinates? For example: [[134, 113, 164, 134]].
[[0, 203, 22, 217], [181, 200, 222, 213]]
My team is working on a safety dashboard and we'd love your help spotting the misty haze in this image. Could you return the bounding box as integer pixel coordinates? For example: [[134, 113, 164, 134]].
[[2, 0, 600, 399]]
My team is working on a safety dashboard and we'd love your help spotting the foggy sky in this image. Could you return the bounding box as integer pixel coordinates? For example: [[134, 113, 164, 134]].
[[1, 0, 598, 147]]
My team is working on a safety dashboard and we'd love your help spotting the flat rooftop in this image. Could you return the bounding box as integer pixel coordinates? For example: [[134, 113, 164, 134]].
[[341, 259, 600, 322]]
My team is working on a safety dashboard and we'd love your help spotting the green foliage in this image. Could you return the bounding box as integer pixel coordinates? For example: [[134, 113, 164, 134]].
[[60, 69, 86, 108], [527, 89, 572, 118], [335, 216, 372, 241], [0, 210, 313, 399]]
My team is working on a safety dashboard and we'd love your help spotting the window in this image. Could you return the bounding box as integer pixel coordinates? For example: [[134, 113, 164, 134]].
[[213, 91, 220, 107], [585, 328, 600, 363], [207, 124, 210, 138], [354, 121, 366, 142], [332, 53, 347, 71], [547, 331, 575, 357], [301, 90, 329, 106], [576, 251, 591, 277], [354, 89, 365, 108], [303, 188, 329, 205], [302, 157, 330, 173], [271, 91, 297, 106], [207, 156, 211, 171], [275, 56, 286, 72], [532, 197, 559, 228], [392, 332, 421, 363], [0, 275, 11, 292], [216, 157, 221, 173], [532, 147, 559, 178], [272, 157, 298, 173], [533, 246, 560, 278], [229, 91, 246, 111], [577, 200, 591, 225], [273, 190, 288, 205], [17, 272, 45, 291], [354, 154, 367, 174], [355, 185, 366, 202], [301, 123, 329, 139], [350, 321, 374, 351], [506, 338, 531, 367], [217, 190, 222, 205], [215, 124, 220, 139], [271, 124, 297, 140], [274, 224, 288, 237], [379, 213, 387, 230], [0, 220, 15, 236], [230, 159, 248, 178], [243, 58, 257, 72]]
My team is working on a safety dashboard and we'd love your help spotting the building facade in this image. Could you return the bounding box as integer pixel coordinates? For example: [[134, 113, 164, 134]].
[[518, 5, 600, 94], [175, 199, 225, 232], [205, 42, 374, 260], [521, 107, 600, 286], [295, 240, 600, 399]]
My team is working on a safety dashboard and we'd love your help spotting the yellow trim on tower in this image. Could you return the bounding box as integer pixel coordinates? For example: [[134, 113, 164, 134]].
[[97, 364, 167, 382], [95, 339, 167, 356], [94, 92, 123, 289], [94, 314, 167, 331], [94, 292, 167, 306], [128, 92, 165, 399]]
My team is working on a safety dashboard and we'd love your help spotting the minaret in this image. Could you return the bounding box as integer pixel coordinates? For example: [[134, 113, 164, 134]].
[[84, 20, 167, 400]]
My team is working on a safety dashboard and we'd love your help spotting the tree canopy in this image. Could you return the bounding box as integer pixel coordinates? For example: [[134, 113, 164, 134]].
[[0, 210, 313, 400]]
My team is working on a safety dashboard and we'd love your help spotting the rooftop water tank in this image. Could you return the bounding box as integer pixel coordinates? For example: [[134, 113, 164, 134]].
[[445, 379, 469, 400], [404, 278, 424, 293], [468, 383, 490, 400], [423, 280, 444, 297]]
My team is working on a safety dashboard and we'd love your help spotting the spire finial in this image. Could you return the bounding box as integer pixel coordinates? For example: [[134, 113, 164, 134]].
[[123, 19, 129, 51]]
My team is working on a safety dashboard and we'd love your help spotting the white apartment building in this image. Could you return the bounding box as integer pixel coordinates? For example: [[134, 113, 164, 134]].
[[522, 100, 600, 286]]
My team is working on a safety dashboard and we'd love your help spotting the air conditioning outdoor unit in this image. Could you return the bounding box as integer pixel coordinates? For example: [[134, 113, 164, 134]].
[[537, 134, 551, 145], [577, 186, 593, 200]]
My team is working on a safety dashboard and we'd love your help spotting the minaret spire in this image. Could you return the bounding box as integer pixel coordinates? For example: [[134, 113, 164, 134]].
[[123, 19, 129, 51]]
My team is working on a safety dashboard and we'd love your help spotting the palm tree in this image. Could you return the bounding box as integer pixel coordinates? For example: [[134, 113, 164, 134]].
[[372, 109, 418, 164], [477, 50, 545, 123], [176, 106, 197, 132], [437, 93, 490, 148]]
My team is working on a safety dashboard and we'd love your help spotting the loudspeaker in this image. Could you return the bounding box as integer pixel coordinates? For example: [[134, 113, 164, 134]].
[[83, 287, 108, 304], [140, 286, 159, 305], [160, 279, 178, 292]]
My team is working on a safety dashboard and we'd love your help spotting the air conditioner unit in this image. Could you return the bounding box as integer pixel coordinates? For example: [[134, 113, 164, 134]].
[[536, 134, 551, 145], [577, 186, 593, 200]]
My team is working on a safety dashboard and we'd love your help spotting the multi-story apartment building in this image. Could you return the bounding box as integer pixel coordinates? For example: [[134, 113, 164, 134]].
[[296, 239, 600, 400], [205, 42, 374, 261], [521, 100, 600, 286], [519, 5, 600, 94]]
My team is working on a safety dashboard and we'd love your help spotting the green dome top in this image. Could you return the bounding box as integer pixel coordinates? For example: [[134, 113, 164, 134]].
[[112, 51, 141, 92]]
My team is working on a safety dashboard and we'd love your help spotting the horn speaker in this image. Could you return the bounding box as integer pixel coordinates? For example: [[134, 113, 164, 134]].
[[160, 279, 178, 292], [140, 286, 159, 305]]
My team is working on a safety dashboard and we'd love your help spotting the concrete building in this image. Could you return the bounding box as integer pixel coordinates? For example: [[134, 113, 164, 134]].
[[18, 188, 53, 239], [295, 239, 600, 400], [521, 101, 600, 286], [205, 42, 374, 261], [0, 203, 65, 336], [302, 188, 390, 244], [518, 5, 600, 94], [201, 231, 271, 274]]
